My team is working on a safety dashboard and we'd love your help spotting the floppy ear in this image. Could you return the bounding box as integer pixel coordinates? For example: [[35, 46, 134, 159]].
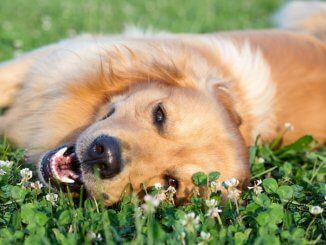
[[212, 84, 242, 127]]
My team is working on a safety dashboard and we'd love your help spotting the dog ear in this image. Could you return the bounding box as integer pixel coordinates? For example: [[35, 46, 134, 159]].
[[212, 84, 242, 127]]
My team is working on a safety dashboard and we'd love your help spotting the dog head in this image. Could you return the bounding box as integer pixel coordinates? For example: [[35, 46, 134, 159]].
[[39, 82, 249, 205]]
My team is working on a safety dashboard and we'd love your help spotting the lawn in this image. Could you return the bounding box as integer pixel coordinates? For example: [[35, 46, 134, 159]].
[[0, 0, 325, 244], [0, 0, 284, 61]]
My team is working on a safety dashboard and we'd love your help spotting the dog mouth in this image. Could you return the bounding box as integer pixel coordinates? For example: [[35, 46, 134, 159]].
[[40, 144, 82, 191]]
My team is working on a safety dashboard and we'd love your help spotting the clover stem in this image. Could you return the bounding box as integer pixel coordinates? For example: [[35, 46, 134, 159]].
[[305, 216, 316, 239], [216, 213, 223, 227], [234, 198, 239, 215], [251, 166, 278, 180]]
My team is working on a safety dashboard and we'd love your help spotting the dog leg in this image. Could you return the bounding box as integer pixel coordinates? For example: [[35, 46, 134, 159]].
[[0, 45, 55, 136], [0, 45, 53, 107], [0, 115, 6, 135], [0, 58, 29, 107]]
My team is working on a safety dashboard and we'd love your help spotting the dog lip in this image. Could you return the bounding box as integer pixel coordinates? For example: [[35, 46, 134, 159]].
[[40, 144, 83, 191], [40, 148, 58, 183]]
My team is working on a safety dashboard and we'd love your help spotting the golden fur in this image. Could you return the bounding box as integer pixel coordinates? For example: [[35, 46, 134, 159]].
[[0, 19, 325, 204]]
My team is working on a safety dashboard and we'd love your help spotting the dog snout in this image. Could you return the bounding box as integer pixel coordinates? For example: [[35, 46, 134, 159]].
[[84, 135, 122, 179]]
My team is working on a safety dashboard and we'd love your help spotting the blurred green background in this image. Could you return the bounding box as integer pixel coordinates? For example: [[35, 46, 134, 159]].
[[0, 0, 284, 61]]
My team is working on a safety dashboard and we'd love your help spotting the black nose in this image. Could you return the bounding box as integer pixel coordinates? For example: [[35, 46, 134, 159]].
[[85, 135, 122, 179]]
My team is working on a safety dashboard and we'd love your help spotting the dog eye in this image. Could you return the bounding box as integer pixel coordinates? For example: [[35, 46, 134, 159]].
[[102, 107, 115, 120], [167, 177, 179, 189], [153, 104, 166, 129]]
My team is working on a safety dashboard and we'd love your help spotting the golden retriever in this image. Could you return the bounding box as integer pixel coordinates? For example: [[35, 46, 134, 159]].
[[0, 1, 325, 205]]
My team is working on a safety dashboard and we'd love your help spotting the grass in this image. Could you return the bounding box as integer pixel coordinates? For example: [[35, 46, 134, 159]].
[[0, 0, 284, 61], [0, 135, 325, 244], [0, 0, 325, 244]]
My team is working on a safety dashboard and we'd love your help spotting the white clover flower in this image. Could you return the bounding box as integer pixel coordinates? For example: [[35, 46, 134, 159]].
[[30, 181, 43, 190], [210, 181, 217, 189], [0, 160, 13, 168], [41, 15, 52, 31], [206, 207, 222, 218], [13, 39, 23, 49], [309, 206, 323, 215], [193, 188, 200, 197], [257, 157, 265, 164], [200, 231, 211, 244], [166, 186, 176, 194], [227, 188, 241, 200], [284, 122, 294, 131], [154, 182, 162, 189], [153, 185, 176, 204], [144, 194, 160, 206], [200, 231, 211, 240], [180, 212, 200, 231], [88, 232, 96, 239], [46, 193, 58, 206], [165, 186, 177, 205], [248, 179, 263, 195], [141, 194, 160, 213], [205, 199, 218, 208], [0, 169, 6, 175], [156, 191, 167, 201], [135, 207, 143, 218], [87, 232, 103, 242], [96, 233, 103, 241], [20, 168, 32, 182], [223, 178, 239, 188], [210, 181, 221, 192]]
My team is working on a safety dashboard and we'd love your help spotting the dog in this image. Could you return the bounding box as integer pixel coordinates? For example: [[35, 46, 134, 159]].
[[0, 1, 325, 205]]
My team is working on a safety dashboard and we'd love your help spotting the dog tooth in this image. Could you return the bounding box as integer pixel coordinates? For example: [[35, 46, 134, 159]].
[[55, 147, 68, 157], [53, 171, 60, 181], [61, 176, 75, 183], [68, 171, 79, 179], [50, 161, 60, 180]]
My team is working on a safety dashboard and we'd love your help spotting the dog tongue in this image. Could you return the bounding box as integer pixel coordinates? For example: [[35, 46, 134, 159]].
[[50, 147, 78, 184]]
